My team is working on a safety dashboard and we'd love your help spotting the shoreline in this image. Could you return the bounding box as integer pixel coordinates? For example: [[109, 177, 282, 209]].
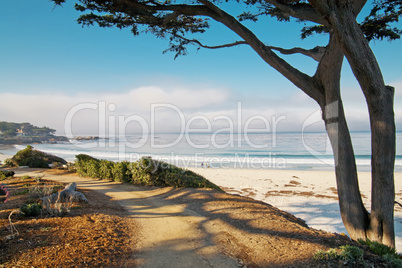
[[0, 144, 14, 150]]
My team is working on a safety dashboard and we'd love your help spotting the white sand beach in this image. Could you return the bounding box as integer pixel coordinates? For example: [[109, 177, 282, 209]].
[[190, 168, 402, 253]]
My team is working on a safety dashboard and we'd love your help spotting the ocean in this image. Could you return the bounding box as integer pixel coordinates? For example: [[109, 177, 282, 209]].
[[1, 132, 402, 171]]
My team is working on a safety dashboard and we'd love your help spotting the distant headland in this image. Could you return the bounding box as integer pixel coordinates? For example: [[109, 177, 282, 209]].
[[0, 121, 68, 145]]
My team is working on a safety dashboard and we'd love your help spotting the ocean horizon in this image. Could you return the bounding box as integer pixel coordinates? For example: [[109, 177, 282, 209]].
[[1, 131, 401, 172]]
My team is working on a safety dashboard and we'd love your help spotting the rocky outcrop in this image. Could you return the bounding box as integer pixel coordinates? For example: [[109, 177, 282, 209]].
[[0, 135, 69, 145], [74, 136, 100, 141]]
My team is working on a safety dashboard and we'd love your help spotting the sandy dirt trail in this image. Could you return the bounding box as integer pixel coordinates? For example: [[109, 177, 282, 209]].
[[16, 169, 239, 268]]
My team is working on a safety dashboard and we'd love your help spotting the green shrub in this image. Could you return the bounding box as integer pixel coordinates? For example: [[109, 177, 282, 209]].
[[383, 253, 402, 267], [358, 238, 401, 266], [112, 161, 130, 182], [21, 175, 31, 180], [75, 154, 99, 162], [11, 145, 67, 168], [20, 203, 42, 217], [85, 159, 100, 178], [127, 161, 152, 185], [358, 238, 397, 256], [0, 170, 15, 180], [4, 158, 16, 167], [339, 245, 364, 261], [314, 245, 363, 263], [75, 155, 222, 190], [99, 160, 113, 180]]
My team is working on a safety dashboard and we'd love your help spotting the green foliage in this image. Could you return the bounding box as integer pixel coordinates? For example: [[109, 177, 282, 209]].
[[314, 245, 363, 263], [0, 170, 15, 180], [75, 154, 99, 162], [316, 242, 402, 267], [338, 245, 364, 261], [361, 0, 402, 41], [2, 129, 17, 137], [358, 238, 397, 256], [111, 161, 130, 182], [20, 203, 42, 217], [21, 175, 31, 180], [0, 121, 56, 137], [51, 0, 401, 59], [126, 157, 222, 190], [4, 158, 16, 167], [11, 145, 67, 168], [382, 253, 402, 267], [99, 159, 113, 180], [74, 155, 222, 190]]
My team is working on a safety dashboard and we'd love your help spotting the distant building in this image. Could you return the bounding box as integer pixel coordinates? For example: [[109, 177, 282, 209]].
[[16, 129, 26, 137]]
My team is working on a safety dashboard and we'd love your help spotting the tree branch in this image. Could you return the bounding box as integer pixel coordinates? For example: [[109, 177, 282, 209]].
[[267, 45, 326, 62], [196, 0, 322, 102], [263, 0, 327, 25], [176, 35, 248, 49]]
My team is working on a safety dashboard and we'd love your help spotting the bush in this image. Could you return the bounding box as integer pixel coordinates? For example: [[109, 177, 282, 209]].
[[99, 160, 113, 180], [314, 245, 363, 263], [11, 145, 67, 168], [4, 158, 16, 167], [126, 157, 222, 190], [111, 161, 130, 182], [0, 170, 15, 180], [75, 155, 222, 191], [358, 238, 402, 266], [20, 203, 42, 217], [382, 253, 402, 267], [75, 154, 99, 162], [358, 238, 397, 256]]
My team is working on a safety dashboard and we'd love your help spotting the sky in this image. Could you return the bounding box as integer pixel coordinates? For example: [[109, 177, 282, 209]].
[[0, 0, 401, 136]]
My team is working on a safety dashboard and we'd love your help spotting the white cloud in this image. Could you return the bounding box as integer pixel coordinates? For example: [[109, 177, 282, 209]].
[[1, 82, 401, 135]]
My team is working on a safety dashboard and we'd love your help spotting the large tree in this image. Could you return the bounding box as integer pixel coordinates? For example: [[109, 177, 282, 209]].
[[52, 0, 401, 247]]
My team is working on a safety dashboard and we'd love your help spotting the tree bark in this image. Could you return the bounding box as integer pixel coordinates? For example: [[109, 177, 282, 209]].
[[310, 0, 396, 247], [314, 34, 370, 241]]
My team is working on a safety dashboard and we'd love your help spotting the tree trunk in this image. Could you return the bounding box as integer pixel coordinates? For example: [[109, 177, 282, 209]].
[[310, 0, 396, 247], [201, 0, 395, 247], [314, 34, 370, 241]]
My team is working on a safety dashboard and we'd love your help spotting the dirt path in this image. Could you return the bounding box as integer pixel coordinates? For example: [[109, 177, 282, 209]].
[[16, 169, 239, 267]]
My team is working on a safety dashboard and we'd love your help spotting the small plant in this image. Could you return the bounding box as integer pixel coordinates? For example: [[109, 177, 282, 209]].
[[338, 245, 364, 261], [358, 238, 401, 267], [314, 245, 364, 265], [20, 203, 42, 217], [358, 238, 397, 256]]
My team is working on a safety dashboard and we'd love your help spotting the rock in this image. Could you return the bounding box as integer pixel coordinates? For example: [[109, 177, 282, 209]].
[[42, 182, 88, 203]]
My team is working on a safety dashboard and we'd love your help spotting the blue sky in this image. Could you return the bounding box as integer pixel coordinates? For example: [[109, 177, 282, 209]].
[[0, 0, 401, 135]]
